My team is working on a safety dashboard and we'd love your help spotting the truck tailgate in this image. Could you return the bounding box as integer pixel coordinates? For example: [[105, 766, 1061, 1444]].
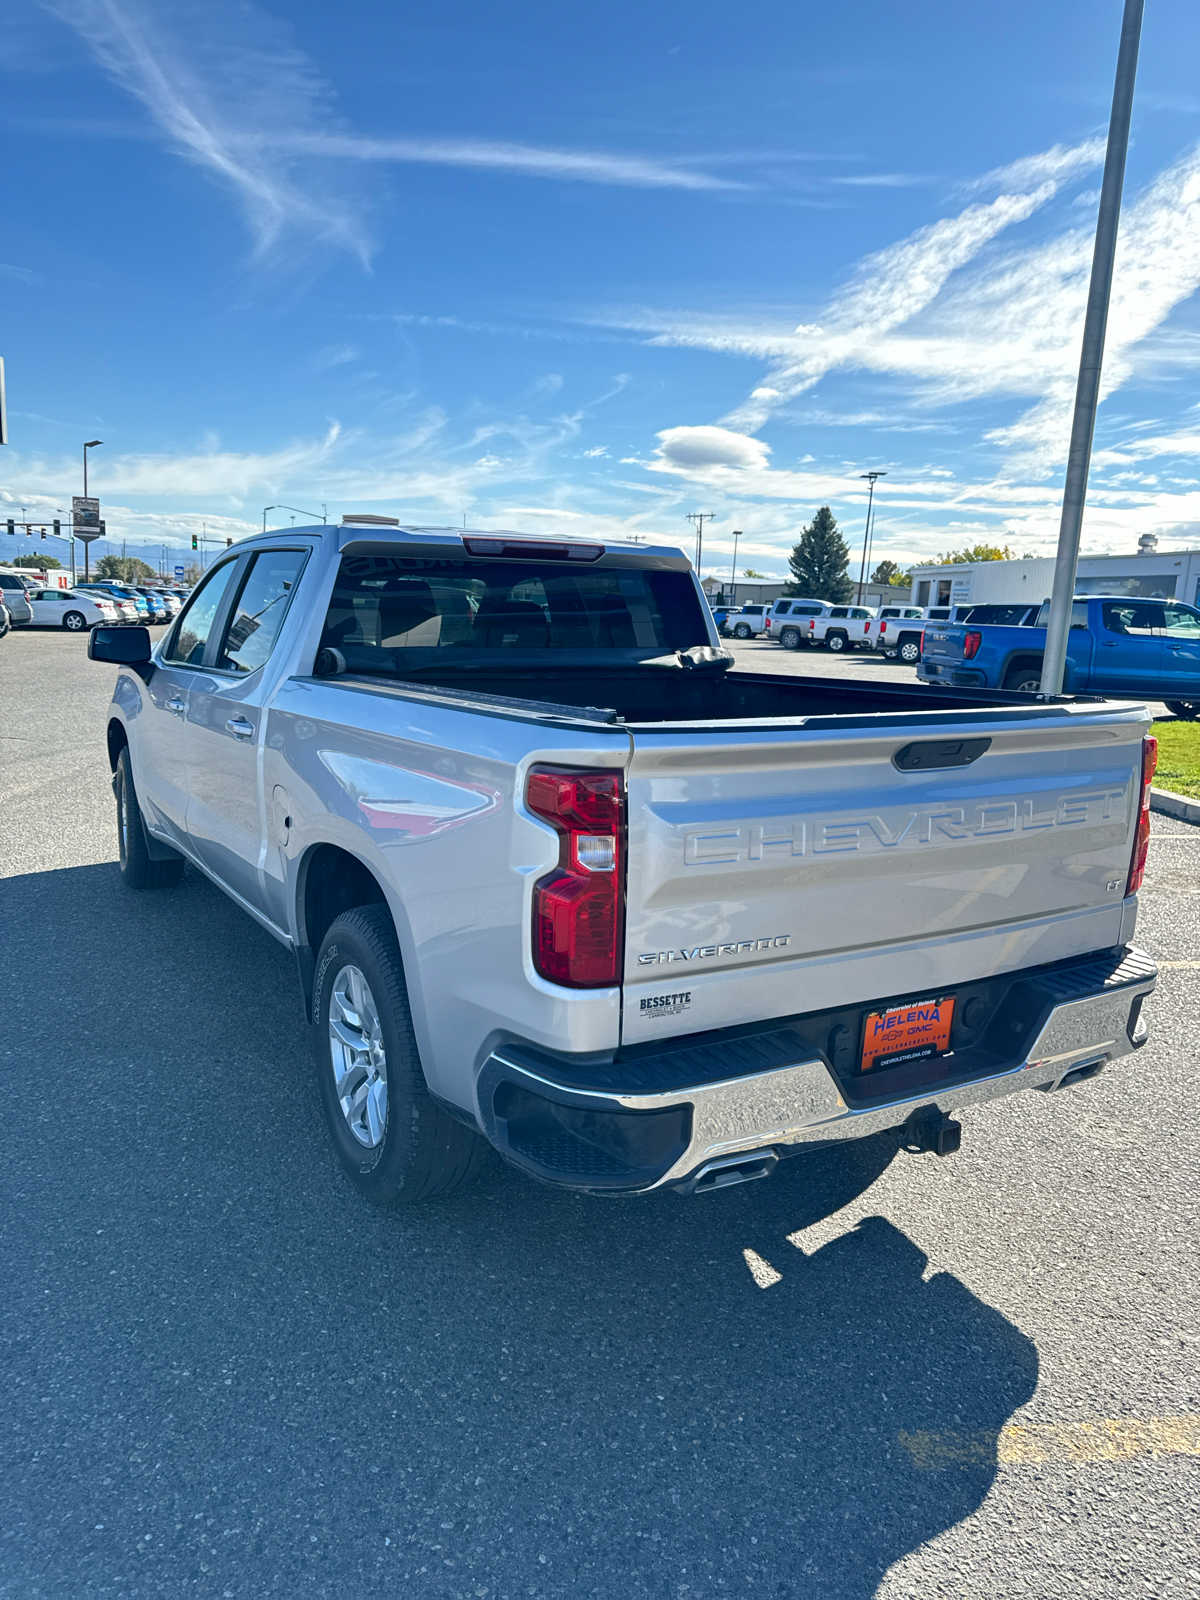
[[920, 624, 966, 666], [621, 711, 1144, 1046]]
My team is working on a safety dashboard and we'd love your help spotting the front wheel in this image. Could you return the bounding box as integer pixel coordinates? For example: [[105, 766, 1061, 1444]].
[[314, 906, 485, 1204], [733, 623, 752, 639], [115, 748, 184, 890], [63, 610, 87, 631], [1166, 700, 1200, 720]]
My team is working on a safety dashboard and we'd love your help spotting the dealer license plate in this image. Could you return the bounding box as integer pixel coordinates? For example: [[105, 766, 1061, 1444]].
[[861, 995, 955, 1073]]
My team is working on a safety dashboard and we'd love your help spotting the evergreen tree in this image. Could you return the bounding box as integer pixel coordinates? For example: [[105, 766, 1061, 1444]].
[[787, 506, 852, 602]]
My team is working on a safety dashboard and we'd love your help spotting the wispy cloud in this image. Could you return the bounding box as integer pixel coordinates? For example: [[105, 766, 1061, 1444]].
[[0, 262, 37, 283], [257, 131, 746, 192], [311, 343, 360, 371], [959, 138, 1106, 196], [830, 173, 935, 189], [46, 0, 373, 263]]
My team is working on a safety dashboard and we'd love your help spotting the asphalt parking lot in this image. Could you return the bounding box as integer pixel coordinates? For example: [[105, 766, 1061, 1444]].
[[1, 630, 1198, 1599]]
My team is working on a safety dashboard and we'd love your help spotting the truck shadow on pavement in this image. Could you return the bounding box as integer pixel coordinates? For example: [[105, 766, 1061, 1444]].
[[2, 862, 1039, 1599]]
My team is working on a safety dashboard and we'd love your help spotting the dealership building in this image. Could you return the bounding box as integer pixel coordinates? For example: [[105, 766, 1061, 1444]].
[[907, 535, 1200, 612]]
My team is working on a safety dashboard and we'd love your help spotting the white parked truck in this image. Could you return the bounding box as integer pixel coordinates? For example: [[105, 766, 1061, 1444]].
[[88, 521, 1158, 1202]]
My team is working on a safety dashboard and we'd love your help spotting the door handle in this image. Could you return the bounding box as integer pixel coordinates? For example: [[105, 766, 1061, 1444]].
[[1100, 640, 1119, 648], [166, 695, 186, 714], [225, 716, 255, 740]]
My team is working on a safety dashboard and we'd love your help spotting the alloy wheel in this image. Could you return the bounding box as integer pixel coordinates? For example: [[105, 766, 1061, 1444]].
[[328, 964, 389, 1148]]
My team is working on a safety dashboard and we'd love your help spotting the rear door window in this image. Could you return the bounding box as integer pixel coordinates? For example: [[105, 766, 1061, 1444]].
[[1102, 601, 1163, 637], [1162, 603, 1200, 638]]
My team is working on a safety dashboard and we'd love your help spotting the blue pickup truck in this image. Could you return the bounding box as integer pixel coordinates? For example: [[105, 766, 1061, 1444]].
[[919, 594, 1200, 718]]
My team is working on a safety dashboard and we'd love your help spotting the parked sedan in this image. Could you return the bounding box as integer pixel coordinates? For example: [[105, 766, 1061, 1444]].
[[127, 586, 172, 622], [25, 587, 122, 631], [74, 585, 140, 623], [0, 573, 34, 626], [79, 583, 152, 622], [147, 589, 183, 617]]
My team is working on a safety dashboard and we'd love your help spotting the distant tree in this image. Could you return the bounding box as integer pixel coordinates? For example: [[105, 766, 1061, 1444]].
[[787, 507, 852, 602], [95, 554, 157, 584], [742, 568, 767, 578], [870, 558, 910, 587], [12, 553, 63, 570], [935, 543, 1015, 565]]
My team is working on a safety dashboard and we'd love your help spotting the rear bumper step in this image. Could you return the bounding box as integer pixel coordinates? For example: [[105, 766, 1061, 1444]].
[[476, 946, 1157, 1195]]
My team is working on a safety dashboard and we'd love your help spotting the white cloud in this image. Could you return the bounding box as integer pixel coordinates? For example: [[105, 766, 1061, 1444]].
[[583, 445, 609, 458], [654, 426, 771, 471]]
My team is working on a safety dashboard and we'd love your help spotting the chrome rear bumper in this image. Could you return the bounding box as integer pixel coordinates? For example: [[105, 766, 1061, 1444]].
[[476, 946, 1156, 1195]]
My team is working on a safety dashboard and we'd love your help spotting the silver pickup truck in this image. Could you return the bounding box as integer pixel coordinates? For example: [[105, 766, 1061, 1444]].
[[89, 520, 1158, 1203]]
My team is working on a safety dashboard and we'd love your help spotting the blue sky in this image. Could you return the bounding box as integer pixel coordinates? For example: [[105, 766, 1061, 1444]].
[[4, 0, 1200, 578]]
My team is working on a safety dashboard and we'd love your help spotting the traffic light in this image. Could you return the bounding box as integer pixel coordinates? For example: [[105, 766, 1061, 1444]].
[[99, 521, 106, 536], [52, 519, 60, 537], [191, 533, 198, 550], [225, 537, 233, 547], [39, 526, 46, 540], [5, 519, 13, 536]]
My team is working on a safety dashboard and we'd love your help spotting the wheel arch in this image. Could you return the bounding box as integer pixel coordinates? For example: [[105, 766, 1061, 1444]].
[[295, 842, 397, 1020], [106, 717, 129, 771]]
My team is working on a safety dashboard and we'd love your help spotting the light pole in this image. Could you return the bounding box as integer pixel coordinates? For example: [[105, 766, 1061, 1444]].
[[83, 440, 102, 579], [264, 502, 323, 532], [729, 530, 742, 603], [855, 471, 886, 604], [1041, 0, 1144, 697]]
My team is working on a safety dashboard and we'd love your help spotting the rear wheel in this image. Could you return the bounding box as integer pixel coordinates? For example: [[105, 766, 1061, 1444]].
[[63, 610, 87, 631], [314, 906, 485, 1204], [827, 631, 846, 653], [733, 623, 752, 639], [1004, 664, 1044, 693], [780, 627, 800, 650], [115, 748, 184, 890], [1166, 700, 1200, 720], [897, 638, 921, 665]]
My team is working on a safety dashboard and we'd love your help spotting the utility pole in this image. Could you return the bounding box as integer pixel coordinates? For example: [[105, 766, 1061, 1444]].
[[1041, 0, 1144, 697], [855, 472, 886, 603], [686, 512, 715, 577], [729, 530, 742, 603]]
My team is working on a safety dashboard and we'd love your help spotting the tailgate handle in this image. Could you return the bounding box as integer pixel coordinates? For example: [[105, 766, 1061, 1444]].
[[893, 737, 991, 772]]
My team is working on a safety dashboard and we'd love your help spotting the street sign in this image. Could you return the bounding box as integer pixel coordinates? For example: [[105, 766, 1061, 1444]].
[[72, 495, 101, 542], [174, 565, 185, 578]]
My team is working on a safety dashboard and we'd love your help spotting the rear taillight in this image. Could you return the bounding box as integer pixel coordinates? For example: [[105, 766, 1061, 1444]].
[[765, 617, 771, 630], [863, 620, 870, 635], [808, 618, 815, 632], [526, 767, 625, 987], [880, 620, 887, 635], [963, 630, 983, 660], [1126, 735, 1157, 895], [919, 630, 926, 655]]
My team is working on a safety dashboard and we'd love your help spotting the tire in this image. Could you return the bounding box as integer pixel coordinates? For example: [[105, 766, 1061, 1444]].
[[897, 638, 921, 665], [827, 631, 846, 653], [1165, 700, 1200, 720], [733, 623, 752, 639], [63, 610, 87, 631], [314, 905, 485, 1204], [0, 607, 9, 640], [780, 627, 800, 651], [115, 748, 185, 890], [1004, 664, 1044, 693]]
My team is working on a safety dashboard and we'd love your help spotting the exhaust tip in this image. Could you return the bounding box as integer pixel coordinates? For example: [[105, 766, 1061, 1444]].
[[677, 1149, 779, 1196]]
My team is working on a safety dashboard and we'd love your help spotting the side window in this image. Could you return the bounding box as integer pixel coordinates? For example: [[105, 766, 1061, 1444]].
[[1162, 603, 1200, 638], [775, 602, 791, 615], [1102, 601, 1161, 637], [216, 550, 308, 674], [164, 560, 241, 667], [830, 607, 848, 618]]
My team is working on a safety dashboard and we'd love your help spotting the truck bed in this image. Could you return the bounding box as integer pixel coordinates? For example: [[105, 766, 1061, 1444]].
[[365, 663, 1094, 726]]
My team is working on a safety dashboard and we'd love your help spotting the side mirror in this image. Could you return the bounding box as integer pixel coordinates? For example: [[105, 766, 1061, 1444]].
[[88, 625, 152, 664]]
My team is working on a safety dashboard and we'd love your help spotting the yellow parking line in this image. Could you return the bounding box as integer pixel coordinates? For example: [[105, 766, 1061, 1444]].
[[900, 1415, 1200, 1469], [1158, 959, 1200, 969]]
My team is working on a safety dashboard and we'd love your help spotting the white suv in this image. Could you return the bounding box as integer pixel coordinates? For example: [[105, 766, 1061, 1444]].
[[768, 598, 833, 649]]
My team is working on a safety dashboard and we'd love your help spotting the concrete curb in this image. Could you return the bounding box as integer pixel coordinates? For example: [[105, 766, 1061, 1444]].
[[1150, 786, 1200, 825]]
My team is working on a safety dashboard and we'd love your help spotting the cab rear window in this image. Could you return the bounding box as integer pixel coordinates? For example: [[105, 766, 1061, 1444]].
[[320, 556, 707, 671]]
